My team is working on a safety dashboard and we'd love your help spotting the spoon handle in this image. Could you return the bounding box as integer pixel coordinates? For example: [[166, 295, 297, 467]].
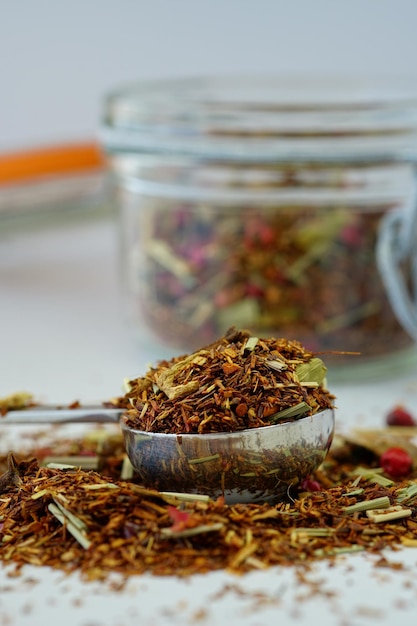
[[0, 406, 122, 424]]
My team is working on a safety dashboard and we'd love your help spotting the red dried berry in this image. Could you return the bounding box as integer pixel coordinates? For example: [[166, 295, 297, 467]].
[[167, 506, 191, 532], [300, 477, 321, 492], [380, 447, 413, 479], [386, 405, 415, 427]]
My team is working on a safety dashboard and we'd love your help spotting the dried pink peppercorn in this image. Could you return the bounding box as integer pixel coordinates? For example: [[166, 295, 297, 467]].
[[385, 405, 416, 427], [380, 447, 413, 479], [300, 477, 321, 492]]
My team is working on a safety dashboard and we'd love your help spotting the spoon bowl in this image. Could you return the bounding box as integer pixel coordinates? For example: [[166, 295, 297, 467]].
[[121, 408, 335, 503]]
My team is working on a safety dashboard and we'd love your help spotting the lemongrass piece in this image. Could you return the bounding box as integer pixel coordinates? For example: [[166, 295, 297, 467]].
[[350, 467, 394, 487], [48, 503, 91, 550], [120, 455, 135, 480], [396, 482, 417, 504], [243, 336, 259, 352], [160, 492, 211, 503], [343, 496, 391, 514], [291, 528, 334, 538], [268, 401, 310, 424], [350, 474, 362, 488], [82, 482, 119, 490], [328, 545, 365, 556], [31, 489, 49, 500], [44, 456, 99, 470], [264, 359, 287, 372], [53, 499, 88, 532], [365, 474, 395, 487], [366, 506, 412, 523], [45, 463, 78, 470], [343, 488, 364, 497], [161, 522, 224, 539]]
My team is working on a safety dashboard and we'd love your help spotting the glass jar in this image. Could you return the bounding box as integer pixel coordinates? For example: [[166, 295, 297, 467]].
[[100, 76, 417, 380]]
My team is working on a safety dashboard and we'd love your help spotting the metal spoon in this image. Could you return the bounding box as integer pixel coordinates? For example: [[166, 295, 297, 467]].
[[0, 405, 122, 424], [1, 405, 335, 504]]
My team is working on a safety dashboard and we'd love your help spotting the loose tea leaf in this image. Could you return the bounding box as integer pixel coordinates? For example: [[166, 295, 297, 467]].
[[123, 328, 334, 434], [0, 436, 417, 583], [0, 453, 22, 494]]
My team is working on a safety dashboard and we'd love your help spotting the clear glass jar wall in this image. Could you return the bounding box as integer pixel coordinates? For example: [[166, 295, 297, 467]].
[[102, 76, 417, 377]]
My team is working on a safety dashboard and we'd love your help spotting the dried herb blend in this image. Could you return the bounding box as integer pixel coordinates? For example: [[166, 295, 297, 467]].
[[1, 427, 417, 581], [135, 195, 411, 362], [119, 329, 335, 501], [122, 328, 334, 435]]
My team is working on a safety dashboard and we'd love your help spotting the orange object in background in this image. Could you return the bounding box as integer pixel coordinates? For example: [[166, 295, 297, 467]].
[[0, 142, 105, 185], [0, 142, 108, 224]]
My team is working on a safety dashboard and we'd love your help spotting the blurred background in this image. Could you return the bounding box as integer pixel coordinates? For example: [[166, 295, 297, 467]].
[[2, 0, 417, 152], [3, 0, 417, 406]]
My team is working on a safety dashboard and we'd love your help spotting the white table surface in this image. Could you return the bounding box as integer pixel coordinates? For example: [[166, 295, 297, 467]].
[[2, 214, 417, 626]]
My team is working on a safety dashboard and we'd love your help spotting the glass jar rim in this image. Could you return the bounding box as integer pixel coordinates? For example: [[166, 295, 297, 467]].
[[101, 74, 417, 162]]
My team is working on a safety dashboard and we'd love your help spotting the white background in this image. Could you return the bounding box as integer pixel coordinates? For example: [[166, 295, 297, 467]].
[[2, 0, 417, 151]]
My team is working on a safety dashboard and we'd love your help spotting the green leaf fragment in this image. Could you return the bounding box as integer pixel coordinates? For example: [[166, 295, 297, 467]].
[[295, 357, 327, 386], [268, 401, 311, 424], [350, 467, 394, 487]]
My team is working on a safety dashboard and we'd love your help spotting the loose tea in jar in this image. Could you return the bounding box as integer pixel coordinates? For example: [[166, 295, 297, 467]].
[[101, 76, 417, 379]]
